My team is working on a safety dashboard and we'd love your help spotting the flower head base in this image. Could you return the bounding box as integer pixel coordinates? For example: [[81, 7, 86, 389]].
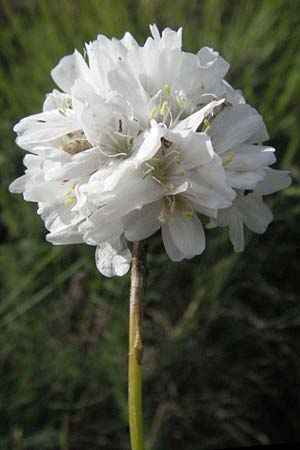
[[9, 25, 291, 276]]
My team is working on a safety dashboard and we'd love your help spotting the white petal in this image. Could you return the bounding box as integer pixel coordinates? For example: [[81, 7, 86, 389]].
[[255, 168, 291, 195], [167, 129, 214, 169], [24, 178, 65, 203], [121, 31, 139, 49], [40, 202, 82, 232], [216, 206, 245, 252], [197, 46, 230, 78], [161, 223, 185, 262], [95, 241, 131, 277], [175, 99, 225, 132], [238, 193, 273, 234], [162, 210, 205, 261], [46, 228, 84, 245], [149, 24, 160, 41], [228, 209, 245, 252], [132, 120, 165, 164], [189, 155, 236, 209], [43, 90, 70, 112], [92, 166, 164, 218], [9, 175, 27, 193], [80, 93, 132, 145], [225, 145, 276, 171], [209, 104, 267, 155], [80, 215, 123, 245], [44, 147, 104, 181], [152, 25, 182, 50], [108, 62, 149, 125], [14, 110, 80, 146], [123, 201, 161, 241], [51, 50, 90, 93], [226, 169, 265, 190], [184, 192, 217, 218]]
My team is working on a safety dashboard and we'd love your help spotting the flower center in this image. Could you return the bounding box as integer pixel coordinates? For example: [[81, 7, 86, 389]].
[[147, 84, 192, 127], [96, 115, 137, 158], [142, 139, 186, 193], [159, 195, 194, 223]]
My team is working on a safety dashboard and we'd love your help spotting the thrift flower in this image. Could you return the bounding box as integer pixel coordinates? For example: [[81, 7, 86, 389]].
[[9, 25, 291, 276]]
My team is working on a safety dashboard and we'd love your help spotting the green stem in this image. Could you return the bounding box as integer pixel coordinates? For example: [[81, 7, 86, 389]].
[[128, 241, 146, 450]]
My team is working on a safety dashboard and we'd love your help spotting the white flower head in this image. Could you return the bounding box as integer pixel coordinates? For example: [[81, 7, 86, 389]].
[[9, 25, 291, 276]]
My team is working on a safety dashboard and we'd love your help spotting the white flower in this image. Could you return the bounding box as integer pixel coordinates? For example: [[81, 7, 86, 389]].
[[210, 169, 291, 251], [9, 25, 291, 276]]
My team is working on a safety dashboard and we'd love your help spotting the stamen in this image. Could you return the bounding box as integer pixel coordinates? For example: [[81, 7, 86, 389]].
[[203, 118, 211, 132], [162, 212, 174, 222], [164, 84, 171, 98], [182, 210, 194, 218], [174, 154, 181, 164], [64, 180, 78, 197], [65, 197, 77, 205], [154, 88, 162, 99], [147, 157, 162, 164], [98, 148, 127, 158], [149, 106, 158, 119], [142, 167, 155, 178], [222, 153, 234, 166], [152, 176, 164, 186], [176, 95, 185, 109], [170, 197, 176, 214], [160, 101, 169, 116]]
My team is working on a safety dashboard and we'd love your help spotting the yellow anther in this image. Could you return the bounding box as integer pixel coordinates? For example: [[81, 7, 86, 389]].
[[154, 88, 162, 98], [160, 101, 169, 116], [66, 97, 72, 108], [170, 198, 176, 214], [182, 210, 194, 218], [165, 84, 171, 97], [149, 106, 158, 119], [147, 157, 162, 164], [174, 154, 181, 164], [203, 118, 211, 132], [64, 181, 78, 196], [142, 167, 155, 178], [59, 108, 66, 116], [222, 153, 234, 166], [162, 212, 174, 222], [65, 197, 77, 205], [176, 95, 185, 109]]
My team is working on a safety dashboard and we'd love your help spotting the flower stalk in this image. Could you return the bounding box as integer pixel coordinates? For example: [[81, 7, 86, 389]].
[[129, 241, 147, 450]]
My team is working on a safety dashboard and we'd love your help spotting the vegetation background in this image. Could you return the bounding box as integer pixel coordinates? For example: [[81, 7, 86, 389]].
[[0, 0, 299, 449]]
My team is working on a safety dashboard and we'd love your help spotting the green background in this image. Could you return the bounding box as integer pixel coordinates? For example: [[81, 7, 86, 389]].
[[0, 1, 299, 449]]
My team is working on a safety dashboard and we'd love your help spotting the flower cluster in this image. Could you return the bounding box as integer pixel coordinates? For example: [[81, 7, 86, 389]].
[[9, 25, 291, 276]]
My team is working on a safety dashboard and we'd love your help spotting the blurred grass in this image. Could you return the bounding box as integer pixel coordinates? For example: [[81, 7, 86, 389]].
[[0, 0, 299, 449]]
